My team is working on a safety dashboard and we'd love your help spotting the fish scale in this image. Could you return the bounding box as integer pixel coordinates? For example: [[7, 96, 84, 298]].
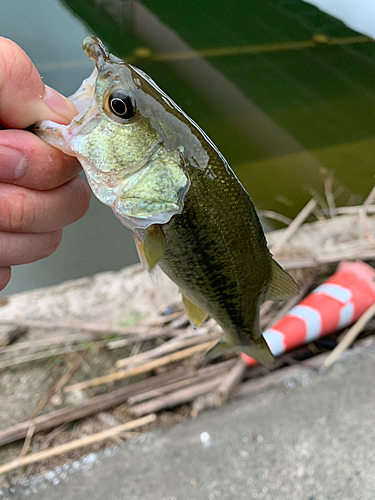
[[159, 157, 272, 346]]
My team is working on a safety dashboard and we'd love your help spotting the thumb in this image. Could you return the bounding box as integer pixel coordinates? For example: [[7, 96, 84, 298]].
[[0, 37, 77, 129]]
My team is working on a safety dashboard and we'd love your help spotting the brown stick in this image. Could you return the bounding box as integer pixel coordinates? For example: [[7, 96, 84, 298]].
[[0, 367, 188, 447], [0, 344, 104, 371], [359, 206, 374, 241], [235, 336, 375, 399], [257, 210, 292, 226], [0, 334, 96, 354], [129, 377, 225, 417], [315, 205, 375, 216], [127, 359, 235, 405], [363, 184, 375, 207], [0, 414, 156, 476], [271, 198, 317, 254], [324, 171, 336, 218], [142, 310, 184, 326], [32, 357, 82, 420], [0, 319, 171, 338], [103, 327, 181, 349], [64, 341, 216, 393], [323, 302, 375, 368], [17, 357, 82, 458], [18, 423, 36, 460], [194, 336, 375, 414], [234, 365, 316, 399], [215, 357, 248, 404], [115, 333, 220, 369], [278, 242, 375, 270], [0, 327, 187, 370]]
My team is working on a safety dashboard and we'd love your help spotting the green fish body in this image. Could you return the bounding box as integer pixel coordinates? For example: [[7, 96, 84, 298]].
[[34, 37, 298, 364]]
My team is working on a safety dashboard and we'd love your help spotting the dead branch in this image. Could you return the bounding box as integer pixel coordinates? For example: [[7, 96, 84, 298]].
[[0, 414, 156, 476], [258, 210, 292, 226], [129, 377, 225, 417], [0, 319, 171, 338], [115, 332, 221, 369], [17, 357, 82, 459], [142, 310, 184, 326], [104, 327, 180, 350], [278, 240, 375, 270], [363, 184, 375, 207], [324, 171, 336, 218], [315, 205, 375, 216], [64, 341, 216, 393], [358, 206, 374, 241], [214, 357, 248, 404], [323, 302, 375, 368], [0, 334, 96, 354], [127, 359, 235, 405], [0, 344, 104, 371], [0, 367, 188, 447], [271, 198, 317, 254]]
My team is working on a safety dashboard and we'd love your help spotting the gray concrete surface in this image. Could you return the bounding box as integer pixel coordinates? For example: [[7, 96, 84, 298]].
[[2, 346, 375, 500]]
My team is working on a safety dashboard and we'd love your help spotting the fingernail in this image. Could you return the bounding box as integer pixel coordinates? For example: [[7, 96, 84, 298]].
[[0, 146, 26, 180], [43, 85, 77, 123]]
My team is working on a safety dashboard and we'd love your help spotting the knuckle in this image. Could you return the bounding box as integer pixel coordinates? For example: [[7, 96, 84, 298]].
[[3, 191, 36, 232], [0, 232, 8, 261]]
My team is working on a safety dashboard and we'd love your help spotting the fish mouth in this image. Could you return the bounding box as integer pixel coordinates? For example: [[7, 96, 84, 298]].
[[68, 67, 98, 114], [31, 65, 98, 154]]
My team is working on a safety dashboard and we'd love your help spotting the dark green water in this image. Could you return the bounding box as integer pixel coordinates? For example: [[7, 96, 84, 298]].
[[1, 0, 375, 295]]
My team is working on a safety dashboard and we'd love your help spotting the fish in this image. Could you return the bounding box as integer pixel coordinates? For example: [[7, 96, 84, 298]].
[[33, 36, 298, 364]]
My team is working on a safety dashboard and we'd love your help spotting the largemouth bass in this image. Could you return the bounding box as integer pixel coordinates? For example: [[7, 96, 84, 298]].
[[34, 37, 298, 364]]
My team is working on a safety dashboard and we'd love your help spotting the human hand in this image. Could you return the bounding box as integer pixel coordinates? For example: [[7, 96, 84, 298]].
[[0, 38, 91, 291]]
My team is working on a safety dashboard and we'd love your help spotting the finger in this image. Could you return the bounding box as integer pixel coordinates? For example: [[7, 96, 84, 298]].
[[0, 176, 90, 233], [0, 129, 82, 190], [0, 267, 11, 292], [0, 37, 77, 128], [0, 230, 62, 266]]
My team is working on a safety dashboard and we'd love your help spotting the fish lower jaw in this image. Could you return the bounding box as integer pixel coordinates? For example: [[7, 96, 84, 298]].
[[84, 175, 180, 231], [33, 122, 73, 156], [113, 207, 180, 231]]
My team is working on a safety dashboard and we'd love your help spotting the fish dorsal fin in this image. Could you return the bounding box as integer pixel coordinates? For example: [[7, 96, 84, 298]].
[[133, 224, 165, 272], [181, 292, 208, 327], [268, 259, 299, 301]]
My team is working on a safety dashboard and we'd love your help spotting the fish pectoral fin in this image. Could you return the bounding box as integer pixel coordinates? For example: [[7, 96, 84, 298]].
[[181, 292, 208, 327], [133, 225, 165, 272], [267, 258, 299, 302]]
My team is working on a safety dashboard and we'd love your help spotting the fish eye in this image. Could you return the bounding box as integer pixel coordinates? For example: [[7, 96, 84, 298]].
[[108, 91, 136, 119]]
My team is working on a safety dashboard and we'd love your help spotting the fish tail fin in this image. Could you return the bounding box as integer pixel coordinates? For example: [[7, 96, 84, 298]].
[[239, 335, 275, 365], [205, 335, 275, 366]]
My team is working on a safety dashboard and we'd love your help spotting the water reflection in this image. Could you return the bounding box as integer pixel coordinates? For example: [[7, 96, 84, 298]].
[[1, 0, 375, 295]]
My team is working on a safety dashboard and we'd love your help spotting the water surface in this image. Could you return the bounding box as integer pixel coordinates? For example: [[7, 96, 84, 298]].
[[1, 0, 375, 295]]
